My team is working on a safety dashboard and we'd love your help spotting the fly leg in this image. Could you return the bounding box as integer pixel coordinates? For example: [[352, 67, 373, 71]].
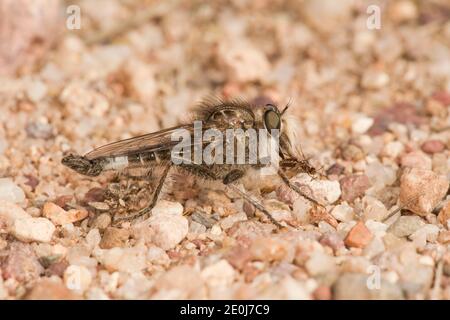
[[223, 170, 283, 228], [277, 169, 325, 209], [181, 166, 283, 228], [113, 164, 171, 223]]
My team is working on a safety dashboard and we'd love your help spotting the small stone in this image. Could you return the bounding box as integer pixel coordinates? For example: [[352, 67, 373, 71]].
[[319, 232, 344, 252], [365, 220, 388, 238], [218, 39, 270, 83], [53, 195, 73, 209], [147, 214, 188, 250], [331, 203, 354, 222], [341, 144, 365, 161], [305, 252, 336, 276], [220, 211, 247, 230], [86, 287, 109, 300], [401, 151, 432, 170], [291, 173, 341, 205], [25, 121, 54, 140], [303, 0, 354, 34], [421, 140, 445, 154], [344, 221, 373, 248], [292, 197, 312, 223], [388, 216, 426, 237], [361, 68, 390, 89], [124, 59, 156, 104], [313, 285, 331, 300], [147, 246, 170, 266], [389, 0, 418, 23], [365, 161, 397, 187], [91, 213, 111, 230], [250, 237, 290, 262], [42, 202, 88, 225], [382, 141, 404, 158], [88, 201, 110, 211], [94, 246, 147, 273], [100, 227, 130, 249], [189, 220, 207, 234], [340, 174, 370, 202], [25, 278, 81, 300], [83, 188, 105, 203], [438, 202, 450, 226], [0, 178, 25, 203], [352, 116, 374, 135], [24, 174, 39, 191], [151, 200, 183, 216], [410, 224, 440, 245], [383, 233, 406, 249], [98, 270, 120, 293], [45, 260, 69, 277], [64, 265, 92, 294], [399, 168, 449, 216], [153, 265, 205, 299], [1, 242, 43, 282], [11, 217, 55, 243], [363, 236, 385, 259], [0, 200, 30, 231], [85, 229, 101, 250], [368, 103, 424, 136], [263, 199, 292, 222], [362, 196, 388, 221], [326, 163, 345, 176], [25, 80, 48, 103], [201, 260, 236, 287], [438, 231, 450, 244], [334, 273, 404, 299]]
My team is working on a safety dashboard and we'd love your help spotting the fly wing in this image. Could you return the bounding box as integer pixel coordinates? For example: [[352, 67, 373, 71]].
[[85, 124, 199, 160]]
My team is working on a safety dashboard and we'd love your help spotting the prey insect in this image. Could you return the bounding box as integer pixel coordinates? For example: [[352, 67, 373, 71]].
[[62, 97, 323, 228]]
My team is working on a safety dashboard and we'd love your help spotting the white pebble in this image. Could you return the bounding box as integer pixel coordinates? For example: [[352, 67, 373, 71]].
[[352, 116, 374, 134], [94, 246, 147, 273], [11, 217, 55, 243], [0, 200, 30, 230], [220, 211, 247, 229], [85, 228, 101, 251], [0, 178, 25, 203], [26, 80, 48, 103], [151, 200, 184, 216], [331, 203, 354, 222], [147, 214, 188, 250], [292, 173, 341, 205], [305, 252, 336, 276], [201, 260, 236, 287], [147, 246, 170, 266], [292, 197, 312, 223]]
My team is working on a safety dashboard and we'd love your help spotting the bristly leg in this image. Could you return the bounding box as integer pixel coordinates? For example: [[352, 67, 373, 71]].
[[181, 166, 283, 228], [277, 169, 325, 208], [113, 164, 171, 224], [226, 183, 283, 228]]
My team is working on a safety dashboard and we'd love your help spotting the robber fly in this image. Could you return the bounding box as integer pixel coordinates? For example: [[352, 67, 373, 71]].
[[62, 97, 322, 228]]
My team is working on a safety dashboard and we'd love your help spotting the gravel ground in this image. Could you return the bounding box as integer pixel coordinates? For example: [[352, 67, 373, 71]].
[[0, 0, 449, 300]]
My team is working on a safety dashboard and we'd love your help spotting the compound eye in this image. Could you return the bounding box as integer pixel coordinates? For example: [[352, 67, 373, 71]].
[[264, 110, 281, 130]]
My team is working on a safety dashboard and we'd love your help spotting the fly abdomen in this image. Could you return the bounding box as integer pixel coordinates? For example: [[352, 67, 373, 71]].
[[61, 154, 104, 176], [102, 156, 130, 171], [103, 151, 165, 171]]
